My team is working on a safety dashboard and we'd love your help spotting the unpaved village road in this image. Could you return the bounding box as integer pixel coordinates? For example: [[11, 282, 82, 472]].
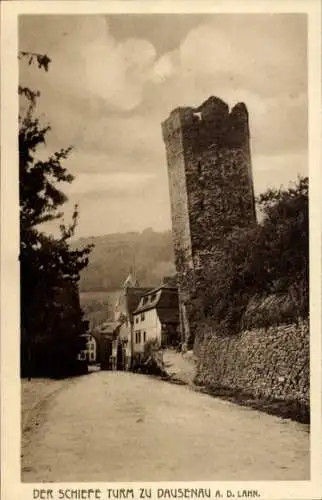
[[22, 371, 309, 482]]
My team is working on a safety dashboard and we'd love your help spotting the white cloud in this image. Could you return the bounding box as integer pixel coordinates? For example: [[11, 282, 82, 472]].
[[65, 175, 171, 237], [65, 172, 155, 196], [151, 53, 176, 83], [20, 15, 160, 111], [150, 17, 307, 157], [19, 14, 308, 237], [252, 151, 307, 195], [165, 15, 306, 98], [84, 36, 157, 110]]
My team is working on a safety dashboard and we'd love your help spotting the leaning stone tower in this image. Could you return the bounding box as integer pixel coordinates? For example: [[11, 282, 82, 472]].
[[162, 96, 256, 347]]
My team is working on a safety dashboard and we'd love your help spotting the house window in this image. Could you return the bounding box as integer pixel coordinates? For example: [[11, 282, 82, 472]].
[[143, 331, 147, 343], [141, 312, 145, 321], [135, 317, 139, 323], [135, 331, 141, 344]]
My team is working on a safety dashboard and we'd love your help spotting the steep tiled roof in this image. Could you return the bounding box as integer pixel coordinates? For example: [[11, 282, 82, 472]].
[[133, 286, 179, 325], [125, 287, 152, 317], [123, 272, 140, 288]]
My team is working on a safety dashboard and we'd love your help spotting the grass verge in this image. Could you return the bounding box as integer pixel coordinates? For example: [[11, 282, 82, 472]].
[[196, 384, 310, 425]]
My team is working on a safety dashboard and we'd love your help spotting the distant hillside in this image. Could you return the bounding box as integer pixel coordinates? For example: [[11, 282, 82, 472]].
[[79, 290, 119, 327], [74, 228, 176, 293]]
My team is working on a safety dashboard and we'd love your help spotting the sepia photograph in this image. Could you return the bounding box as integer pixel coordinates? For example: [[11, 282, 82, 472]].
[[1, 1, 322, 498]]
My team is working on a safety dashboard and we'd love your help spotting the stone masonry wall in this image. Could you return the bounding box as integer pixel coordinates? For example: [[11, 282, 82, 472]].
[[162, 108, 195, 344], [184, 98, 256, 270], [187, 147, 255, 264], [194, 321, 309, 405], [162, 107, 194, 274]]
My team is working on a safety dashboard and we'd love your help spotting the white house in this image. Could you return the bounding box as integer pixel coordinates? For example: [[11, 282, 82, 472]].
[[114, 272, 152, 369], [132, 285, 180, 355], [77, 333, 98, 363]]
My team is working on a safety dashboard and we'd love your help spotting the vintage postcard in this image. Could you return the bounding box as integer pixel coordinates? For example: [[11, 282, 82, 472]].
[[1, 1, 321, 499]]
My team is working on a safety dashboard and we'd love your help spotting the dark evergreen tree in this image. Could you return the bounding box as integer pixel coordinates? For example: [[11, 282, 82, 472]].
[[19, 52, 93, 378]]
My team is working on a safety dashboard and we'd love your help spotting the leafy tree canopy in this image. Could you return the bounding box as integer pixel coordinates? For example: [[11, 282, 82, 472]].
[[189, 177, 308, 336]]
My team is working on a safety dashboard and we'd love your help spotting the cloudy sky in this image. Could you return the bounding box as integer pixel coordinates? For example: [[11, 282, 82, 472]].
[[19, 14, 307, 238]]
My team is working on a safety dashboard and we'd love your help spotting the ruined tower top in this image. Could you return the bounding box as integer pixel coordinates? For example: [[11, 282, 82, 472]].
[[162, 96, 250, 153]]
